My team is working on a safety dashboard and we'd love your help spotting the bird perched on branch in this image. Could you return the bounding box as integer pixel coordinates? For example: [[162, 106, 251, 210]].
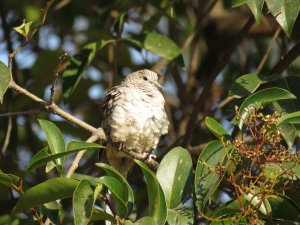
[[101, 69, 169, 176]]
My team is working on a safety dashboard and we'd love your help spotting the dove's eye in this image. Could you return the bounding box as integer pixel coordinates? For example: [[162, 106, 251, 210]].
[[143, 77, 148, 81]]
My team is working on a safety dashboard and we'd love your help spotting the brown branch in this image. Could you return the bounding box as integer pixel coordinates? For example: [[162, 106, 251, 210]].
[[66, 134, 100, 178], [268, 41, 300, 75], [1, 116, 12, 154], [182, 16, 255, 147], [0, 109, 45, 117], [256, 27, 281, 74], [50, 53, 67, 104], [8, 81, 106, 139]]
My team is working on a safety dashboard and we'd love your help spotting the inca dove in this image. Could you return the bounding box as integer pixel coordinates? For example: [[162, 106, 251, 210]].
[[101, 69, 169, 176]]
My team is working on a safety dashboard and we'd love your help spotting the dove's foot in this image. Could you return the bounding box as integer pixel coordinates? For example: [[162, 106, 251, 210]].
[[142, 152, 156, 161], [117, 142, 126, 151]]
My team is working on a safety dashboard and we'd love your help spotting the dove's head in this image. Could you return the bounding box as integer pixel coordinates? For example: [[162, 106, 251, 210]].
[[123, 69, 162, 89]]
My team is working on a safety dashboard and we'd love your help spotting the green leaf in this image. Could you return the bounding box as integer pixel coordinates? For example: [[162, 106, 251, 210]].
[[66, 141, 104, 151], [13, 20, 33, 37], [38, 119, 65, 169], [62, 40, 113, 100], [277, 111, 300, 125], [229, 74, 264, 98], [247, 0, 264, 24], [125, 217, 157, 225], [231, 0, 248, 7], [240, 187, 272, 215], [265, 162, 300, 180], [231, 0, 264, 23], [124, 32, 183, 63], [167, 206, 194, 225], [135, 160, 167, 225], [45, 161, 56, 173], [205, 117, 231, 140], [26, 141, 102, 174], [278, 123, 296, 148], [0, 173, 13, 188], [239, 87, 296, 115], [95, 163, 134, 215], [99, 176, 127, 218], [40, 201, 59, 225], [238, 87, 296, 129], [73, 180, 96, 225], [0, 172, 20, 188], [195, 140, 228, 211], [0, 61, 11, 104], [71, 173, 102, 187], [210, 198, 248, 218], [156, 147, 192, 209], [268, 195, 300, 220], [90, 208, 117, 223], [14, 178, 79, 213], [265, 0, 300, 37]]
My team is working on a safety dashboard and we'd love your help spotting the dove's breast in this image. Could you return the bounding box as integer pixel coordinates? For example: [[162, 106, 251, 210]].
[[103, 86, 169, 152]]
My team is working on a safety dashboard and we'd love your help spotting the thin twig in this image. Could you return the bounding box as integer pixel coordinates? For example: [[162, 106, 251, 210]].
[[8, 81, 106, 139], [8, 0, 55, 76], [256, 27, 281, 74], [182, 16, 255, 147], [50, 53, 68, 104], [0, 109, 44, 117], [66, 134, 100, 178], [268, 41, 300, 75], [1, 116, 12, 154]]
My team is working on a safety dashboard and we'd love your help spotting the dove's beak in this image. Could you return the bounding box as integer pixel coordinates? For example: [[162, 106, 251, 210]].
[[154, 81, 163, 90]]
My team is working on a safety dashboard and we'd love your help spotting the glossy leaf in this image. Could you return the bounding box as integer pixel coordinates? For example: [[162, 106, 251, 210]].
[[71, 173, 102, 187], [40, 201, 59, 225], [231, 0, 248, 7], [67, 141, 104, 151], [14, 178, 79, 213], [240, 187, 272, 215], [205, 117, 231, 140], [195, 140, 228, 211], [125, 217, 156, 225], [167, 206, 194, 225], [38, 119, 65, 168], [239, 87, 296, 115], [265, 162, 300, 180], [135, 160, 167, 225], [278, 123, 296, 148], [124, 32, 183, 62], [99, 176, 127, 218], [95, 163, 134, 215], [0, 172, 20, 188], [156, 147, 192, 209], [62, 40, 114, 99], [238, 88, 296, 129], [0, 61, 11, 103], [268, 195, 300, 220], [277, 111, 300, 125], [90, 208, 117, 223], [210, 198, 247, 218], [247, 0, 264, 23], [265, 0, 300, 37], [73, 180, 98, 225], [229, 74, 263, 98], [26, 142, 102, 174]]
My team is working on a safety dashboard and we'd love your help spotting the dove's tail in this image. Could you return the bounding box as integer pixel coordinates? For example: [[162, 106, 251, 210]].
[[106, 147, 134, 177]]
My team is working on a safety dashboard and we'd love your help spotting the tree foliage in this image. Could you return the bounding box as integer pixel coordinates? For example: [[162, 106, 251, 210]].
[[0, 0, 300, 224]]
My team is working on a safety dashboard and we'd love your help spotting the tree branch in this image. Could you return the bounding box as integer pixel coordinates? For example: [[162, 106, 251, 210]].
[[268, 41, 300, 75], [182, 16, 255, 147], [9, 81, 106, 139]]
